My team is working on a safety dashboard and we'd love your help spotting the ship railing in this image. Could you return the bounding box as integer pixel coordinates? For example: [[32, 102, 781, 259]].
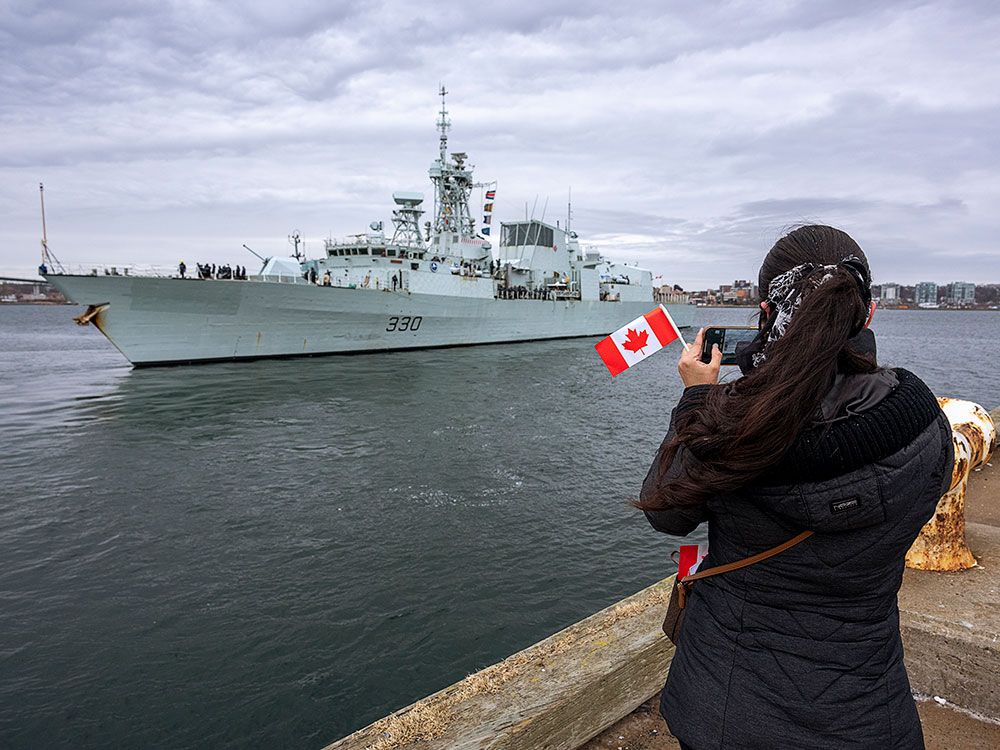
[[495, 287, 581, 301], [50, 263, 180, 278], [324, 234, 389, 250], [250, 274, 310, 284], [49, 263, 312, 285]]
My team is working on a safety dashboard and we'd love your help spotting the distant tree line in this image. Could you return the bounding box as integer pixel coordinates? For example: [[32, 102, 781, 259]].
[[976, 285, 1000, 306]]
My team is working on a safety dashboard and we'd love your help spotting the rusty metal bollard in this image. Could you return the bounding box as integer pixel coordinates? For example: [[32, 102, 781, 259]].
[[905, 399, 997, 571]]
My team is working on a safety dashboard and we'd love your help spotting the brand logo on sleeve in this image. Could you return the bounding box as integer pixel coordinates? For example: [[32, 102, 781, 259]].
[[830, 497, 861, 514]]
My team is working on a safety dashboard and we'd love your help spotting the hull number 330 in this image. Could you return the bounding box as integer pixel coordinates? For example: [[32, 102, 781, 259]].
[[386, 316, 422, 332]]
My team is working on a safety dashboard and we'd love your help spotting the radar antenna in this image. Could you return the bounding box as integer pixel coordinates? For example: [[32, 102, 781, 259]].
[[390, 193, 425, 247], [288, 231, 305, 261]]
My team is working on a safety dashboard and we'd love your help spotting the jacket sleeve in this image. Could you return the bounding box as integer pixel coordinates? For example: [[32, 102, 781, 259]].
[[641, 385, 711, 536]]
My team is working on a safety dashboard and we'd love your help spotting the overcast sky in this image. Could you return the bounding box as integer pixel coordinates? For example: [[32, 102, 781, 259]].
[[2, 0, 999, 287]]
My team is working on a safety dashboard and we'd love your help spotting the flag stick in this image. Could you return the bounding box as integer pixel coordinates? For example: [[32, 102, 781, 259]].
[[658, 304, 689, 349]]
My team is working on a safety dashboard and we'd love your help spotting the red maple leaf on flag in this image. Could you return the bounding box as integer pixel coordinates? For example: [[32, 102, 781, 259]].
[[622, 327, 649, 353]]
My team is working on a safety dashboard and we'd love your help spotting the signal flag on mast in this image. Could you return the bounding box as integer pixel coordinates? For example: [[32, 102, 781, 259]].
[[483, 187, 496, 238]]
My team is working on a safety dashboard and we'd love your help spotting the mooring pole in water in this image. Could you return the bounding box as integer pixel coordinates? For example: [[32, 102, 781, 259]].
[[905, 399, 997, 571]]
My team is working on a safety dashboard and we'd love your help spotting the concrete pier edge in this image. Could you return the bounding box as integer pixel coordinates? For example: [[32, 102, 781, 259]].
[[323, 579, 676, 750], [322, 406, 1000, 750]]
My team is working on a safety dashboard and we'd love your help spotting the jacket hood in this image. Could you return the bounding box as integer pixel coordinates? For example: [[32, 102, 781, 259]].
[[751, 368, 951, 533]]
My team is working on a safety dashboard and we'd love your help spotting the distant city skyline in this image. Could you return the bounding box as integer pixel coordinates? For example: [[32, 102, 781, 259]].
[[674, 276, 998, 294], [3, 2, 1000, 286], [675, 278, 998, 309]]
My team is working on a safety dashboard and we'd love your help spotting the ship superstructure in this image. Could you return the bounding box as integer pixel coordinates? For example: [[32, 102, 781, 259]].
[[43, 89, 692, 366]]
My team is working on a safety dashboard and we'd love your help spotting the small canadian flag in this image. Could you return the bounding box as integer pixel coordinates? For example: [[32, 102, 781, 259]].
[[594, 304, 686, 376], [678, 543, 709, 580]]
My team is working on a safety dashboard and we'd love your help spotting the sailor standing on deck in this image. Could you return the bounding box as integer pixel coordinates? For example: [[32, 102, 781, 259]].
[[178, 260, 186, 279]]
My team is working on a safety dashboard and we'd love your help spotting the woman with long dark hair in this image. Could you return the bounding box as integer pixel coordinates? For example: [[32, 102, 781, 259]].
[[639, 225, 952, 749]]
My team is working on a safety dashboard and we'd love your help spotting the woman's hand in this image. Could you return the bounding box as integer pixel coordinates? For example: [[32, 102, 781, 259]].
[[678, 327, 722, 387]]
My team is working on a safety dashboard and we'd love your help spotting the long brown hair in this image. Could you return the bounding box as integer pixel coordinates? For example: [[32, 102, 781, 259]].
[[636, 225, 877, 510]]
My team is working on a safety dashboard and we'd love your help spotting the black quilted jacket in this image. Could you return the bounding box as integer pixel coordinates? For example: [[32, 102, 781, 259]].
[[642, 369, 953, 750]]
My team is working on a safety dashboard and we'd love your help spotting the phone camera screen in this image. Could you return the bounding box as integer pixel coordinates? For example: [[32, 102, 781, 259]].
[[703, 327, 758, 365], [721, 332, 742, 357]]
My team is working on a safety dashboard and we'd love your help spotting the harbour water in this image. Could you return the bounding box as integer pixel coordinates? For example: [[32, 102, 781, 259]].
[[1, 305, 997, 749]]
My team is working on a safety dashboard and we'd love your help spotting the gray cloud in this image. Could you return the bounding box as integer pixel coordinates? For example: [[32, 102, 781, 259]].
[[2, 0, 998, 285]]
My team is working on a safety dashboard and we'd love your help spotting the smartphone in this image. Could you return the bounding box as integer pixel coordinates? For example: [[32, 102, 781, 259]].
[[701, 326, 758, 365]]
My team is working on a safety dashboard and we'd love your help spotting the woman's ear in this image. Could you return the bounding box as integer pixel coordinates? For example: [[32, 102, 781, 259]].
[[864, 300, 876, 329], [758, 301, 772, 331]]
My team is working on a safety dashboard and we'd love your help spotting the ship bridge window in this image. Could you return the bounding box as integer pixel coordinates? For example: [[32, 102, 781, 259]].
[[501, 222, 554, 248]]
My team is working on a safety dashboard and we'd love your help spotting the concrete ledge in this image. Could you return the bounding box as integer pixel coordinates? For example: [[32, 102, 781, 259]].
[[900, 520, 1000, 719], [322, 579, 675, 750]]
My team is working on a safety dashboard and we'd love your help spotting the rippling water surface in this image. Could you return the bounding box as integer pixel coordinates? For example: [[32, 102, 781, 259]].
[[0, 305, 996, 748]]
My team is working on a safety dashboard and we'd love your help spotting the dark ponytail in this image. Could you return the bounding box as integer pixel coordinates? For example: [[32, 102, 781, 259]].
[[636, 226, 876, 510]]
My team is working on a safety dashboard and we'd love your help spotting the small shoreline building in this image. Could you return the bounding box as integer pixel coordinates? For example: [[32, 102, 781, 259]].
[[946, 281, 976, 307], [916, 281, 939, 308]]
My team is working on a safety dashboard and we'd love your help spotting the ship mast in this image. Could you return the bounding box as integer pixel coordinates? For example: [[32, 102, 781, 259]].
[[428, 86, 476, 256], [567, 187, 572, 234], [40, 183, 48, 263], [437, 84, 449, 166], [38, 183, 63, 273]]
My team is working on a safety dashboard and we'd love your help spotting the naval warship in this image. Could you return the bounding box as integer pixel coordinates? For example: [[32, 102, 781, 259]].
[[43, 89, 693, 367]]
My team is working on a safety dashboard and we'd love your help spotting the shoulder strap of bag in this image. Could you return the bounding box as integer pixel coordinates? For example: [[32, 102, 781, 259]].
[[681, 530, 813, 584]]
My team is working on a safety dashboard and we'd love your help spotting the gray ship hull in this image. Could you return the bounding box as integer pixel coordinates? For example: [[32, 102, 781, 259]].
[[46, 274, 694, 366]]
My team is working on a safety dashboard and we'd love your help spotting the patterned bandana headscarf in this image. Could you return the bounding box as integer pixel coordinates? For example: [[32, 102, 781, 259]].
[[749, 256, 871, 368]]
